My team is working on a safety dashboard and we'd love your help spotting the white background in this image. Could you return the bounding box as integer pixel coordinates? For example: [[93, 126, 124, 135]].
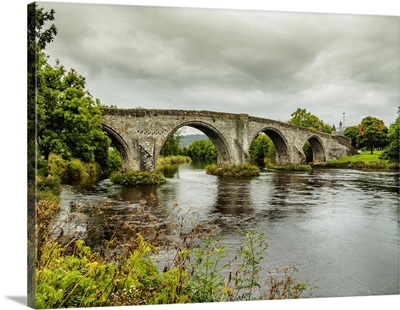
[[0, 0, 398, 309]]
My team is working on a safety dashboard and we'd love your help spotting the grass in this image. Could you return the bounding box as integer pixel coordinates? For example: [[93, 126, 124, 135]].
[[320, 151, 398, 170], [329, 151, 384, 163]]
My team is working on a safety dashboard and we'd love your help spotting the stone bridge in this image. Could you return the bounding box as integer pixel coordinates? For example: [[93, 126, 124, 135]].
[[101, 108, 357, 171]]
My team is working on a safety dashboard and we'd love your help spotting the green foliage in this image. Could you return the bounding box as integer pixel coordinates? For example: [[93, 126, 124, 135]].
[[37, 153, 103, 192], [288, 108, 332, 134], [47, 153, 68, 181], [103, 147, 122, 176], [323, 151, 398, 170], [302, 141, 313, 163], [38, 60, 111, 164], [343, 125, 359, 148], [249, 133, 270, 167], [205, 163, 260, 177], [267, 164, 313, 172], [161, 131, 183, 156], [157, 155, 192, 166], [36, 194, 312, 308], [185, 139, 217, 161], [356, 116, 388, 154], [381, 111, 400, 162], [28, 4, 57, 186], [110, 171, 167, 187], [31, 4, 111, 169]]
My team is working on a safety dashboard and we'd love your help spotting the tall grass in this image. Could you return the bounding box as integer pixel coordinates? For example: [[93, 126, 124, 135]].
[[205, 163, 260, 177], [157, 155, 192, 166]]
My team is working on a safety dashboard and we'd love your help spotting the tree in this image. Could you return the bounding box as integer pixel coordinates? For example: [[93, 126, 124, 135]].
[[185, 140, 217, 161], [28, 4, 58, 181], [343, 125, 359, 148], [27, 5, 58, 307], [249, 133, 270, 167], [29, 4, 112, 167], [37, 60, 111, 165], [356, 116, 388, 154], [160, 131, 183, 156], [288, 108, 331, 162], [381, 109, 399, 162], [288, 108, 332, 134]]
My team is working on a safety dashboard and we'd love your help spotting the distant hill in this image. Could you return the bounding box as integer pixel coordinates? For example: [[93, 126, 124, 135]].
[[180, 134, 208, 148]]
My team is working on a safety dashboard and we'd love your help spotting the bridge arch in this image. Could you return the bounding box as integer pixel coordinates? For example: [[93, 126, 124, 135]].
[[304, 135, 326, 164], [157, 121, 231, 165], [251, 127, 291, 165], [102, 124, 135, 171]]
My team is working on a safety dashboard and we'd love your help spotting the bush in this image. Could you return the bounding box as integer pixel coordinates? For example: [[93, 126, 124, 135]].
[[157, 155, 192, 166], [104, 148, 122, 176], [47, 153, 68, 181], [267, 164, 313, 172], [205, 163, 260, 177], [110, 171, 167, 187]]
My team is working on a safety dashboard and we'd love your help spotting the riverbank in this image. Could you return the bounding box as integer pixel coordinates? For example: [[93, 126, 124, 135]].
[[314, 152, 399, 170]]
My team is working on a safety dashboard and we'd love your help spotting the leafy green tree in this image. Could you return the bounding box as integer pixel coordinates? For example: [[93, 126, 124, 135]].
[[28, 4, 57, 181], [249, 133, 269, 167], [185, 140, 217, 161], [29, 4, 112, 168], [288, 108, 332, 134], [356, 116, 388, 154], [381, 110, 399, 162], [343, 125, 359, 148], [160, 131, 183, 156], [27, 4, 58, 307], [38, 61, 111, 165]]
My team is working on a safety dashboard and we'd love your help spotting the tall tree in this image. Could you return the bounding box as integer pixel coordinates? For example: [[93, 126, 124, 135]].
[[288, 108, 332, 134], [356, 116, 388, 154], [160, 131, 183, 156], [343, 125, 359, 148], [28, 4, 57, 181], [185, 139, 216, 161], [27, 4, 58, 308], [38, 61, 111, 165]]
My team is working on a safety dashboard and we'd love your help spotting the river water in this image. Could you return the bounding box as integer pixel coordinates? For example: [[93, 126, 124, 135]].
[[60, 163, 399, 298]]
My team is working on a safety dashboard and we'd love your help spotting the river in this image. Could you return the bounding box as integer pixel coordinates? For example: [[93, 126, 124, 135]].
[[59, 163, 399, 298]]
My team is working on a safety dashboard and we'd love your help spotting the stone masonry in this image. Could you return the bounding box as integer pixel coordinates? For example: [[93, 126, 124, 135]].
[[101, 108, 358, 171]]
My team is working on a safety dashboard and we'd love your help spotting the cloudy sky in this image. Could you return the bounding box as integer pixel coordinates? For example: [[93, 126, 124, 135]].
[[40, 1, 399, 130]]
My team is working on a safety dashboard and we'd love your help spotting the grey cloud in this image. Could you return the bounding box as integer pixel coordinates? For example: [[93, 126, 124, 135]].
[[42, 2, 399, 128]]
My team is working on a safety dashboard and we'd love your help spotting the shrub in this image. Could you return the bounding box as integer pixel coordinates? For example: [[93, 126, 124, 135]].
[[110, 171, 167, 187], [157, 155, 192, 166], [66, 158, 87, 180], [205, 163, 260, 177], [47, 153, 68, 181], [104, 148, 122, 176], [267, 164, 313, 172]]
